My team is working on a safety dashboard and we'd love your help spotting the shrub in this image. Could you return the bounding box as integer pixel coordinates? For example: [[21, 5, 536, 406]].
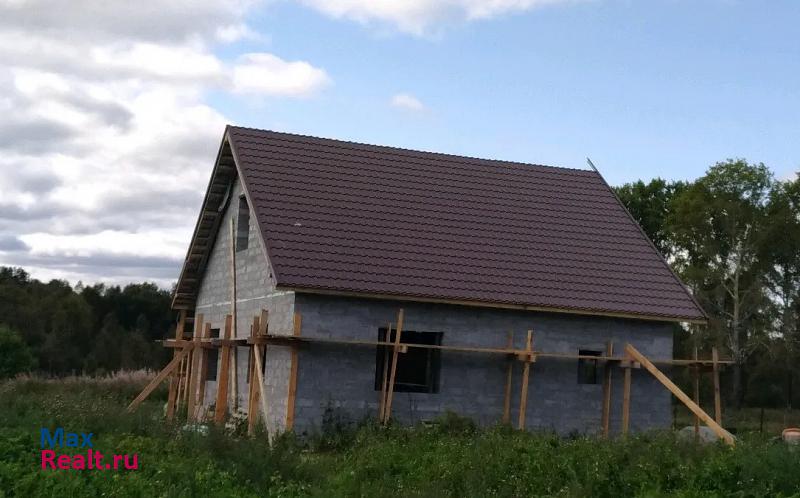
[[0, 325, 35, 378]]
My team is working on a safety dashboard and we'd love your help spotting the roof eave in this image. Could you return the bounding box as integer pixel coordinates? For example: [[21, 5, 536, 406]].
[[279, 285, 709, 325]]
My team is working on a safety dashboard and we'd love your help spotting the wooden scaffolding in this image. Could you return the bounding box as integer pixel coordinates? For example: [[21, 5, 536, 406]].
[[129, 308, 735, 445]]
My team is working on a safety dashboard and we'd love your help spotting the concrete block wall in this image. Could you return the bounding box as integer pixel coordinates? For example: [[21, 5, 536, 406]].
[[292, 293, 675, 436], [194, 176, 295, 434]]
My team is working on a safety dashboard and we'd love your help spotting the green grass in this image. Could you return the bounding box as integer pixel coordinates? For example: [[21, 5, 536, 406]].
[[1, 375, 799, 497], [674, 405, 800, 434]]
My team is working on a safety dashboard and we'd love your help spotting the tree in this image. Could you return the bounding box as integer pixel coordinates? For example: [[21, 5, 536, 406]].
[[615, 178, 687, 258], [761, 176, 800, 406], [0, 325, 36, 378], [669, 159, 773, 407]]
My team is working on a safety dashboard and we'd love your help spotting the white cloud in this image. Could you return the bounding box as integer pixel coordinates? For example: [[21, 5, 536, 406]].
[[0, 0, 331, 286], [298, 0, 577, 35], [232, 53, 332, 97], [216, 23, 266, 43], [91, 43, 226, 82], [390, 93, 426, 112]]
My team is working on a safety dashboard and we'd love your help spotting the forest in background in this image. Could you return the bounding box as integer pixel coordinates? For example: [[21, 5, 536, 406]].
[[0, 269, 172, 377], [0, 158, 798, 410]]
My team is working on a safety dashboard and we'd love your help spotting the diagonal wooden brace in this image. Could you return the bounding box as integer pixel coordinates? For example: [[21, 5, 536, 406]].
[[128, 346, 191, 413], [625, 344, 735, 446]]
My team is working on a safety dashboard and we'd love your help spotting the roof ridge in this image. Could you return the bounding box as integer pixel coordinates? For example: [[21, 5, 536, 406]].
[[228, 124, 594, 175]]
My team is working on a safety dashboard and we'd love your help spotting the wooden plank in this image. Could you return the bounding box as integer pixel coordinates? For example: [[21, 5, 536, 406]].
[[693, 347, 700, 438], [186, 314, 204, 421], [229, 220, 238, 412], [195, 322, 212, 421], [252, 312, 270, 438], [517, 330, 534, 430], [712, 347, 722, 425], [378, 321, 392, 422], [253, 309, 272, 436], [177, 350, 190, 412], [502, 330, 514, 425], [127, 347, 191, 412], [252, 343, 269, 435], [245, 334, 733, 365], [175, 357, 185, 413], [214, 314, 233, 425], [166, 310, 186, 420], [247, 316, 260, 436], [382, 309, 405, 425], [601, 340, 614, 437], [625, 344, 734, 446], [182, 340, 193, 407], [622, 353, 632, 435], [285, 312, 302, 431]]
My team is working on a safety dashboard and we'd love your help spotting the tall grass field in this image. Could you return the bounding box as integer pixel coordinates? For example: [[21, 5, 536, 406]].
[[1, 373, 799, 497]]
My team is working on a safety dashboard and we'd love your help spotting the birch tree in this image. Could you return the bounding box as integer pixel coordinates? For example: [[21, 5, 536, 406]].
[[669, 159, 773, 406]]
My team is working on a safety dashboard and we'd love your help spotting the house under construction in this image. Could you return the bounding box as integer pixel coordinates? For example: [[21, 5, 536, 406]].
[[130, 126, 733, 444]]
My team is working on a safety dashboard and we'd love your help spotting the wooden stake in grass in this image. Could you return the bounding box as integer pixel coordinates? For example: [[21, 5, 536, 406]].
[[502, 330, 514, 425], [712, 347, 722, 425], [621, 354, 632, 436], [517, 330, 534, 431], [601, 340, 614, 437], [285, 311, 302, 431], [382, 309, 405, 426]]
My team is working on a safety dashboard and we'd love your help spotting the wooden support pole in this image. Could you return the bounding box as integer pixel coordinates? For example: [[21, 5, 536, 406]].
[[181, 339, 193, 407], [229, 220, 238, 412], [247, 315, 260, 436], [195, 322, 212, 421], [601, 340, 614, 437], [378, 321, 392, 422], [712, 347, 722, 425], [285, 311, 302, 431], [622, 351, 632, 436], [186, 314, 204, 421], [179, 346, 192, 410], [128, 347, 191, 412], [175, 357, 185, 413], [517, 330, 533, 430], [252, 309, 270, 438], [166, 310, 186, 420], [625, 344, 734, 446], [693, 347, 700, 438], [502, 330, 514, 425], [382, 309, 405, 426], [214, 314, 233, 425]]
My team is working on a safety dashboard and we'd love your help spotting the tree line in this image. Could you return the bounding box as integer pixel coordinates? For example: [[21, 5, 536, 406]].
[[0, 267, 172, 377], [615, 159, 800, 409], [0, 157, 797, 410]]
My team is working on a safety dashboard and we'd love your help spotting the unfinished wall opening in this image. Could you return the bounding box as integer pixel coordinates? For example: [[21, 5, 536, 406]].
[[577, 349, 601, 384], [206, 328, 221, 381], [375, 329, 442, 393], [236, 196, 249, 251]]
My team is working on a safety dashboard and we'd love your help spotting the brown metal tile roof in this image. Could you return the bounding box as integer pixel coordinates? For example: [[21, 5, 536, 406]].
[[224, 125, 705, 322]]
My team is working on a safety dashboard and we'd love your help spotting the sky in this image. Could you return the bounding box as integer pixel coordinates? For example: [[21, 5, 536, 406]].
[[0, 0, 798, 288]]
